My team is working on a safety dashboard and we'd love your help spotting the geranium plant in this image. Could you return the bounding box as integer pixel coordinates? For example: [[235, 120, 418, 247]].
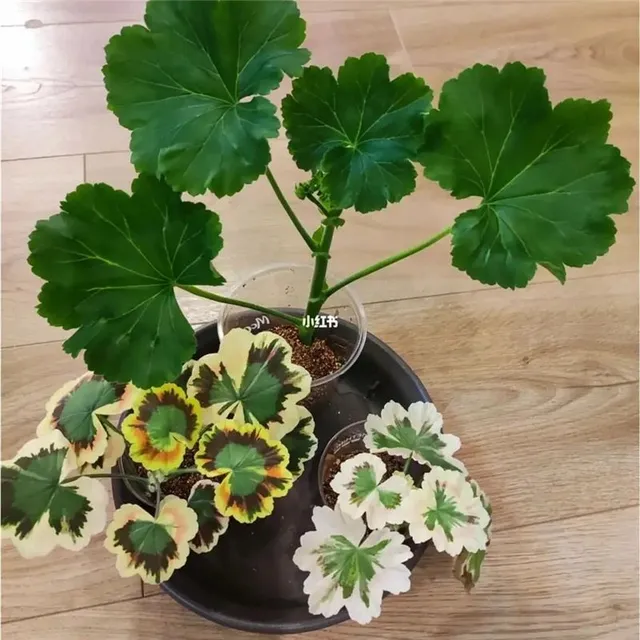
[[24, 0, 633, 388], [294, 400, 492, 624], [2, 329, 318, 582]]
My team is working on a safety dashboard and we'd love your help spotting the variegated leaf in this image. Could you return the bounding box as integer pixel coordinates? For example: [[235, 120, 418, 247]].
[[36, 373, 134, 468], [364, 401, 466, 473], [122, 383, 203, 472], [195, 421, 293, 523], [188, 328, 311, 438], [105, 495, 197, 584], [187, 480, 229, 553], [280, 406, 317, 479], [1, 431, 108, 558]]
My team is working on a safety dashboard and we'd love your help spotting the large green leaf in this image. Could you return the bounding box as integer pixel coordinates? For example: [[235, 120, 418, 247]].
[[419, 62, 634, 288], [28, 174, 224, 387], [282, 53, 432, 213], [1, 431, 108, 558], [104, 0, 310, 197]]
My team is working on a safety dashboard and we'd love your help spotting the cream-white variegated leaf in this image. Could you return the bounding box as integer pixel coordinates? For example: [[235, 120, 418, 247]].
[[405, 467, 490, 556], [330, 453, 412, 529], [364, 400, 466, 473], [293, 505, 412, 624], [1, 431, 108, 558]]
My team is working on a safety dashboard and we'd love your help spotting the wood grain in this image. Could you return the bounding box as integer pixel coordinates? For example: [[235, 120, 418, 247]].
[[3, 274, 638, 620], [4, 507, 638, 639], [1, 0, 638, 636]]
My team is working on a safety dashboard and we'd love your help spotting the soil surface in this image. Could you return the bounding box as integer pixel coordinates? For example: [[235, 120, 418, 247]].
[[134, 449, 204, 501], [322, 449, 406, 508], [268, 324, 343, 381]]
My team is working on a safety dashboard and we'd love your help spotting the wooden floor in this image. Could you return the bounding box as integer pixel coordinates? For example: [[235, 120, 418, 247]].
[[2, 1, 638, 638]]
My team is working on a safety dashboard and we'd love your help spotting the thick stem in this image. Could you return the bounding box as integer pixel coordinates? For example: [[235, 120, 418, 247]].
[[265, 168, 316, 252], [323, 226, 453, 299], [299, 223, 336, 344], [61, 473, 148, 485], [177, 284, 302, 327]]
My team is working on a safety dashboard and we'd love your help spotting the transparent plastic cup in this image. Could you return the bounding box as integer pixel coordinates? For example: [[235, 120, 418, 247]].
[[217, 264, 367, 403]]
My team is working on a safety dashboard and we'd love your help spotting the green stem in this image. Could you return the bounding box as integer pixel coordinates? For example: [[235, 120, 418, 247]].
[[265, 168, 316, 252], [299, 222, 336, 344], [323, 226, 453, 299], [96, 414, 122, 436], [177, 284, 302, 327], [402, 455, 412, 475], [61, 473, 148, 485], [305, 193, 330, 217], [154, 476, 162, 518]]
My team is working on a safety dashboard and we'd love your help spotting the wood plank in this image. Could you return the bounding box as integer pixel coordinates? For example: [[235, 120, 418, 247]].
[[4, 507, 638, 639], [392, 1, 639, 165], [3, 0, 631, 28], [1, 156, 84, 347], [1, 9, 410, 159]]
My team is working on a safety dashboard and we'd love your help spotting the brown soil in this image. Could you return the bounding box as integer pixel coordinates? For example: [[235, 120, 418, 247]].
[[322, 449, 406, 508], [134, 449, 204, 501], [268, 324, 343, 381]]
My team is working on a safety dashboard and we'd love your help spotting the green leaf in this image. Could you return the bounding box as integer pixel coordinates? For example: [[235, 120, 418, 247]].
[[104, 0, 310, 197], [195, 421, 293, 523], [1, 431, 108, 558], [282, 53, 432, 213], [28, 174, 225, 387], [187, 479, 229, 553], [188, 328, 311, 439], [280, 406, 317, 479], [105, 495, 198, 584], [419, 62, 635, 289], [122, 383, 203, 472]]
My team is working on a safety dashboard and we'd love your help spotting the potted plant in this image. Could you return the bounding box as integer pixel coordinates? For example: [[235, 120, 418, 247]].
[[5, 0, 633, 633]]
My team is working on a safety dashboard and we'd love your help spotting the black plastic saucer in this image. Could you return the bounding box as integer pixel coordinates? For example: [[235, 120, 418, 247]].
[[112, 320, 430, 634]]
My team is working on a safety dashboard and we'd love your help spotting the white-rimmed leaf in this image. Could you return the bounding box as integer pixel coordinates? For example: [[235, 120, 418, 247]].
[[105, 495, 198, 584], [405, 467, 490, 556], [36, 373, 133, 468], [364, 400, 466, 473], [188, 328, 311, 438], [1, 431, 108, 558], [187, 480, 229, 554], [280, 406, 317, 479], [293, 505, 412, 625], [330, 453, 412, 530], [453, 479, 493, 591]]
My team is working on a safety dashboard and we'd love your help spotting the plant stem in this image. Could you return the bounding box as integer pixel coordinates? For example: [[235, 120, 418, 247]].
[[265, 168, 316, 252], [402, 455, 412, 475], [305, 193, 330, 217], [177, 284, 302, 327], [154, 476, 162, 518], [323, 226, 453, 299], [96, 414, 122, 436], [299, 222, 336, 344], [61, 473, 148, 485]]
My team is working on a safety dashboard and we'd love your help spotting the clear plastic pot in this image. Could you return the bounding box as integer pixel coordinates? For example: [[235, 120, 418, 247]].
[[217, 264, 367, 402]]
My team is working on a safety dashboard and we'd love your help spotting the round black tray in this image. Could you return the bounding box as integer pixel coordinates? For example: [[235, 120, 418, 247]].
[[112, 320, 430, 634]]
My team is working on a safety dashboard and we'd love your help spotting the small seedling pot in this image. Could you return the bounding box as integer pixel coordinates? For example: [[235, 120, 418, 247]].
[[217, 264, 367, 406], [317, 421, 367, 506]]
